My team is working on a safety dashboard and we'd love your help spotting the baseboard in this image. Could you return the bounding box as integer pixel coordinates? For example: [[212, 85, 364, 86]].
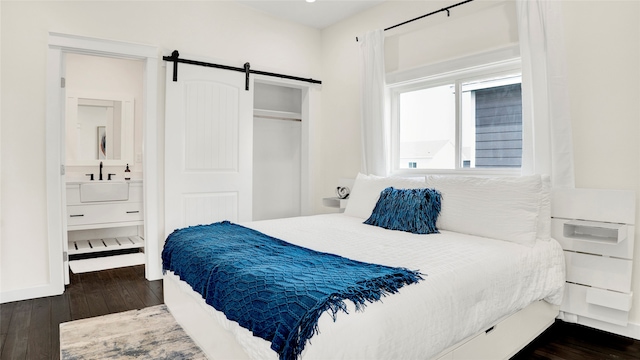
[[0, 282, 63, 304], [625, 322, 640, 340], [561, 314, 640, 340]]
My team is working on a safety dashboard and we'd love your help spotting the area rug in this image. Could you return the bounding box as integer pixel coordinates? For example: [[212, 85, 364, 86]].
[[60, 304, 207, 359]]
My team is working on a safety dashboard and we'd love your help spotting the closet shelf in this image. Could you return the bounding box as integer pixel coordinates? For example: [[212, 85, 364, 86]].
[[253, 109, 301, 121]]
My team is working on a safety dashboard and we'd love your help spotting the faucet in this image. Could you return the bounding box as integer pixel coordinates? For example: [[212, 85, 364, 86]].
[[99, 161, 103, 181]]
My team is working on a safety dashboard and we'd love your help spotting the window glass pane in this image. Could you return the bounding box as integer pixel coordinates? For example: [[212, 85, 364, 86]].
[[461, 75, 522, 168], [398, 84, 455, 169]]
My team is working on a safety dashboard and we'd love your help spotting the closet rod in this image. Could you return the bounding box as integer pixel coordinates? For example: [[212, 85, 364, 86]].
[[356, 0, 474, 41], [254, 114, 302, 122], [163, 50, 322, 91]]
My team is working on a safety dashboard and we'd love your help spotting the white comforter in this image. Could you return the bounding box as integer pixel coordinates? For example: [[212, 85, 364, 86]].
[[173, 214, 565, 359]]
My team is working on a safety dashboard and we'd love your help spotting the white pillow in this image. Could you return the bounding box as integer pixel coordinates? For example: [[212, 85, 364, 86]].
[[425, 175, 543, 247], [344, 173, 426, 219]]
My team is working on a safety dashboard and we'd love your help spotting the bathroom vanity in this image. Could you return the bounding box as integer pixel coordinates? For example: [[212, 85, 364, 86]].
[[65, 180, 144, 277]]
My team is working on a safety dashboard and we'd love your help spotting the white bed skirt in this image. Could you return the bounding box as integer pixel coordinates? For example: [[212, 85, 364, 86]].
[[164, 272, 559, 360]]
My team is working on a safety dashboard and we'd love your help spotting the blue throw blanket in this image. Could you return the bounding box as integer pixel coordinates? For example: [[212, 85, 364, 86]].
[[162, 221, 423, 360]]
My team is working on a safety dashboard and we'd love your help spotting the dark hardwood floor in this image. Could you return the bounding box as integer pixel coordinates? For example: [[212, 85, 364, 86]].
[[1, 265, 639, 359], [0, 266, 162, 360], [511, 319, 640, 360]]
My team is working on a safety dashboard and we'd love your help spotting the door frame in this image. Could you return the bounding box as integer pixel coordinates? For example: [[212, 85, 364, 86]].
[[46, 33, 161, 295]]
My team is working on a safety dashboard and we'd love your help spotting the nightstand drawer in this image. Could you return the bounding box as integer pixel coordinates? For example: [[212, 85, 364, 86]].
[[561, 283, 632, 326], [551, 218, 634, 259], [586, 287, 632, 311], [564, 251, 632, 293]]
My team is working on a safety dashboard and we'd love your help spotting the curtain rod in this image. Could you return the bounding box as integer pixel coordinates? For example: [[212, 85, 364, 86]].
[[385, 0, 474, 31], [356, 0, 474, 41], [162, 50, 322, 91]]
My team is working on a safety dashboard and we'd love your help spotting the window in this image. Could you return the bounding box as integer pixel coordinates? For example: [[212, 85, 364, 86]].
[[389, 60, 522, 174]]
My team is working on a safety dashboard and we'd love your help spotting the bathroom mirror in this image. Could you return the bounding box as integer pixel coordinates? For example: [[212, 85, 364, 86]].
[[65, 92, 134, 166]]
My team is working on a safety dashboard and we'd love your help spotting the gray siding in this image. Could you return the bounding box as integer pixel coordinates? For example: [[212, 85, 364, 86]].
[[474, 83, 522, 168]]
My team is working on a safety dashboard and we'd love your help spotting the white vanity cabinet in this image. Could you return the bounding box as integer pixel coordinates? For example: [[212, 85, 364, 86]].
[[66, 181, 144, 256], [551, 188, 635, 333], [67, 182, 143, 230]]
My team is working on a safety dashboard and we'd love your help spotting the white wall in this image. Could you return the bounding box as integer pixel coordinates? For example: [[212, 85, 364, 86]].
[[563, 0, 640, 328], [319, 0, 640, 330], [0, 1, 321, 299]]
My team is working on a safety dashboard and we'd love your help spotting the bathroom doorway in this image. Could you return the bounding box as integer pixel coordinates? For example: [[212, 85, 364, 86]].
[[46, 33, 160, 294], [63, 53, 145, 283]]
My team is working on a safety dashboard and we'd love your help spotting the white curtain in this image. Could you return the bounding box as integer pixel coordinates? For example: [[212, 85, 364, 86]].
[[517, 0, 575, 188], [358, 29, 388, 176]]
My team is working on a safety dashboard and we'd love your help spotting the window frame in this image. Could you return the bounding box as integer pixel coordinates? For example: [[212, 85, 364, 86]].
[[388, 58, 523, 176]]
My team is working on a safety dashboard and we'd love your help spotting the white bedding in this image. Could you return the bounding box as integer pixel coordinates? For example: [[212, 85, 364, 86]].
[[167, 213, 565, 359]]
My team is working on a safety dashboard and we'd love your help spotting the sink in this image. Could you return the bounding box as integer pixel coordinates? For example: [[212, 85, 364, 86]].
[[80, 182, 129, 203]]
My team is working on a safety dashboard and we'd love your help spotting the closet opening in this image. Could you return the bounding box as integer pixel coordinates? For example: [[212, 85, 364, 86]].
[[253, 82, 303, 221]]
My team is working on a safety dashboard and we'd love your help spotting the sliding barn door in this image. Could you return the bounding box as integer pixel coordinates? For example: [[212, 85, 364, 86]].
[[164, 63, 253, 238]]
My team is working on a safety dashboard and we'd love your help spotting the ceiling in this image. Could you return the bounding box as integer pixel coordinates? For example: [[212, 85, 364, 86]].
[[236, 0, 386, 29]]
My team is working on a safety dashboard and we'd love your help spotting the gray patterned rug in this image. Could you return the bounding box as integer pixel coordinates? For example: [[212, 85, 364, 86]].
[[60, 304, 207, 359]]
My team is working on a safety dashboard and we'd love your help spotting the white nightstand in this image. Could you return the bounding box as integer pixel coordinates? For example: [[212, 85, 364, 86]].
[[551, 188, 635, 333], [322, 197, 348, 209]]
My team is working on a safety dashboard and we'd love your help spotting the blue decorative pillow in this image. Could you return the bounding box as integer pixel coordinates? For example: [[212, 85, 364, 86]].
[[364, 187, 441, 234]]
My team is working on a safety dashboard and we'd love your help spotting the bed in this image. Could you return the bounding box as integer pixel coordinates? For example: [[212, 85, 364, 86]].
[[163, 174, 565, 359]]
